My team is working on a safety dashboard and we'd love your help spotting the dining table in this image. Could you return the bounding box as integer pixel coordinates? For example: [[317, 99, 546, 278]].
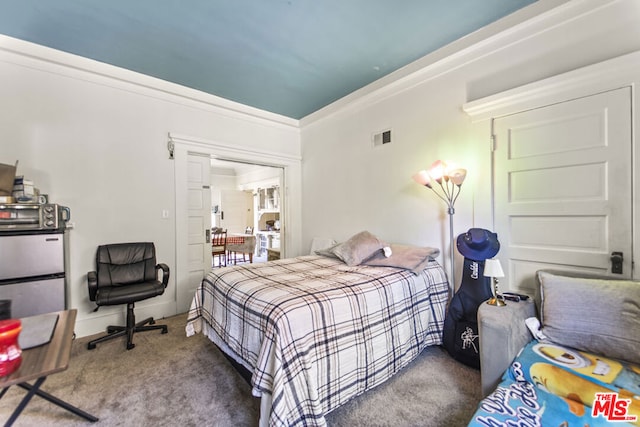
[[226, 234, 257, 264]]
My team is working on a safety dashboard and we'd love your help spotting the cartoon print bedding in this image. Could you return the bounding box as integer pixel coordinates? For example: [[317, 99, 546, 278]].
[[468, 340, 640, 426]]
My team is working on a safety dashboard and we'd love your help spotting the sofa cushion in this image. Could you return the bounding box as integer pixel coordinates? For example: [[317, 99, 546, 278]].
[[538, 271, 640, 365]]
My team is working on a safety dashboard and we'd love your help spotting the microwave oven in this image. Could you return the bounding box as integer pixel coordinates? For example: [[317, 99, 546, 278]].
[[0, 203, 70, 231]]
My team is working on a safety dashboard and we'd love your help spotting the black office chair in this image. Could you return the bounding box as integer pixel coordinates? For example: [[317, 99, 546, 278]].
[[87, 242, 169, 350]]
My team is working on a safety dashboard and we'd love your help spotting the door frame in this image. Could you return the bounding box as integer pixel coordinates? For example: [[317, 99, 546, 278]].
[[463, 51, 640, 280], [171, 132, 302, 308]]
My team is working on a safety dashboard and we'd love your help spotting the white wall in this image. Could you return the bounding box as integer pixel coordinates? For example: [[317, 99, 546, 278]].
[[299, 0, 640, 282], [0, 36, 301, 337], [3, 0, 639, 337]]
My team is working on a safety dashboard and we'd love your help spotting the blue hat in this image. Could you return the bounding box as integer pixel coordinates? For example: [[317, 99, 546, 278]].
[[456, 228, 500, 261]]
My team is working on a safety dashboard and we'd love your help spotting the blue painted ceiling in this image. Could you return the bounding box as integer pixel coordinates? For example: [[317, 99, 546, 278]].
[[0, 0, 536, 119]]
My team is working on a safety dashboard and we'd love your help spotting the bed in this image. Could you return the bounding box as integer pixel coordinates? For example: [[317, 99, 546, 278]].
[[186, 232, 449, 427]]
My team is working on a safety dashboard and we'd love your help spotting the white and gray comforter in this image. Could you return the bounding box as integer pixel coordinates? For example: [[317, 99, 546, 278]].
[[186, 255, 448, 427]]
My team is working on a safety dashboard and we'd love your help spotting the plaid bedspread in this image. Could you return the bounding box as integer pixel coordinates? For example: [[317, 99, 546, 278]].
[[186, 255, 449, 427]]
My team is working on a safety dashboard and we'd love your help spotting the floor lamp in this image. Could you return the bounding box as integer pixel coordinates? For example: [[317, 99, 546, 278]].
[[413, 160, 467, 294]]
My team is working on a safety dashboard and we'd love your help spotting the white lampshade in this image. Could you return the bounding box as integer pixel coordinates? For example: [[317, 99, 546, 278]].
[[449, 168, 467, 186], [483, 258, 504, 278], [412, 170, 432, 187]]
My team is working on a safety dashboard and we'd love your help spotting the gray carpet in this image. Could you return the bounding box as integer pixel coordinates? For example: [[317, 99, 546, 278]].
[[0, 314, 481, 426]]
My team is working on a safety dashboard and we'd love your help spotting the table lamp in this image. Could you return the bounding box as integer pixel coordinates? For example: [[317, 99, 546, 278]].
[[484, 258, 505, 306]]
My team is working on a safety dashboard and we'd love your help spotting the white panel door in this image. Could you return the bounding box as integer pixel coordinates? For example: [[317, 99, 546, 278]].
[[220, 190, 252, 234], [176, 153, 211, 313], [493, 87, 632, 294]]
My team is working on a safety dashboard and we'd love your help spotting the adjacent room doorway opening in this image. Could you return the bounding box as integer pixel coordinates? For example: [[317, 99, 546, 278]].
[[210, 158, 285, 265], [171, 131, 301, 315]]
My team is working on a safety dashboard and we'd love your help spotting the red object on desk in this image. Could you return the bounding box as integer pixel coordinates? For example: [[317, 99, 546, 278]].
[[0, 319, 22, 377]]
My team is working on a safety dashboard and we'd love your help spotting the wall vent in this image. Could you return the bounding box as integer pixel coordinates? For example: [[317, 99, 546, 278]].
[[372, 129, 392, 147]]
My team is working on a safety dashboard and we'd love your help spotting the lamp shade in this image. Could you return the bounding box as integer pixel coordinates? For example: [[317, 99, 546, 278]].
[[449, 168, 467, 186], [428, 160, 446, 183], [412, 170, 432, 187], [483, 258, 504, 278]]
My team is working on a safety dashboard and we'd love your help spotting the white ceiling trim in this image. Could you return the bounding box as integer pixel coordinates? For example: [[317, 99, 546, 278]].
[[299, 0, 603, 128], [0, 34, 299, 130], [462, 50, 640, 122]]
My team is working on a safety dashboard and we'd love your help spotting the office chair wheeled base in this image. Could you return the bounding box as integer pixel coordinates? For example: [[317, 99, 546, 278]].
[[87, 302, 168, 350]]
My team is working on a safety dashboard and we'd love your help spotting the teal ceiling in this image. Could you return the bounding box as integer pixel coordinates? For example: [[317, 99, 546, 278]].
[[0, 0, 536, 119]]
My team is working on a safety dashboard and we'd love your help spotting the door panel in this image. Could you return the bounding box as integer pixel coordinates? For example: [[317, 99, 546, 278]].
[[493, 87, 632, 294], [176, 154, 211, 313], [220, 190, 252, 234]]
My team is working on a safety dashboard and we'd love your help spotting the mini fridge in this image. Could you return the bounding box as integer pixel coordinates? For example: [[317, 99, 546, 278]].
[[0, 231, 66, 318]]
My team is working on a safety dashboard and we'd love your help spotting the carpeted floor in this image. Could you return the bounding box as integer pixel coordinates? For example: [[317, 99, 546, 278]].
[[0, 314, 481, 426]]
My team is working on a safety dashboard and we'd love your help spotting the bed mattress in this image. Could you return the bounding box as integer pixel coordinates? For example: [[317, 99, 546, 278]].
[[186, 255, 449, 427]]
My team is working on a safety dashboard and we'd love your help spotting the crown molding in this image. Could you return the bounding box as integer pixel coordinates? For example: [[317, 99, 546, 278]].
[[462, 50, 640, 122], [0, 35, 300, 130], [299, 0, 616, 128]]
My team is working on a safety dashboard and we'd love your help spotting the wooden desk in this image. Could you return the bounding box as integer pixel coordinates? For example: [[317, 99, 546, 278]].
[[0, 309, 98, 426]]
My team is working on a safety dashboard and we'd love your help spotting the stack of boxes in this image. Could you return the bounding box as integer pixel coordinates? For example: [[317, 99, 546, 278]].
[[12, 176, 35, 202], [0, 162, 43, 204], [0, 162, 17, 198]]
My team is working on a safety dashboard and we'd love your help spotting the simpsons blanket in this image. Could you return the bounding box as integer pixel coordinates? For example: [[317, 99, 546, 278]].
[[468, 340, 640, 426]]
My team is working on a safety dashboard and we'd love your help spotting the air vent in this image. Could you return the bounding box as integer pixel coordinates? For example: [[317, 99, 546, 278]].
[[372, 129, 392, 148]]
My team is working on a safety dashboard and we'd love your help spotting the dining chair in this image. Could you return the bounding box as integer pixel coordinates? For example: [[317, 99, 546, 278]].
[[212, 228, 227, 267], [228, 232, 256, 265]]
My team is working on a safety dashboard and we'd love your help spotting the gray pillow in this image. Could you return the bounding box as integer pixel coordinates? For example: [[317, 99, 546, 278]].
[[330, 231, 385, 266], [538, 271, 640, 365], [363, 244, 440, 275], [314, 243, 341, 259]]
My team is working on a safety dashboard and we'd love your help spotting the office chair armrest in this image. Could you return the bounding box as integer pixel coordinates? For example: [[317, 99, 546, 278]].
[[156, 263, 170, 287], [87, 271, 98, 301]]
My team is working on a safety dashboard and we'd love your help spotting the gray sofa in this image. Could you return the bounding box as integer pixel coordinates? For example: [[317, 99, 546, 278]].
[[477, 269, 640, 398], [470, 270, 640, 426]]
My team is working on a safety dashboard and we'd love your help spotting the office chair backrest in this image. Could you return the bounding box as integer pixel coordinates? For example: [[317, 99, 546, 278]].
[[96, 242, 158, 287]]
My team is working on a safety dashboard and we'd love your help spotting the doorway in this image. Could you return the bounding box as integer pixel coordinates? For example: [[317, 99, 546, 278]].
[[210, 158, 284, 264], [171, 132, 302, 314]]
